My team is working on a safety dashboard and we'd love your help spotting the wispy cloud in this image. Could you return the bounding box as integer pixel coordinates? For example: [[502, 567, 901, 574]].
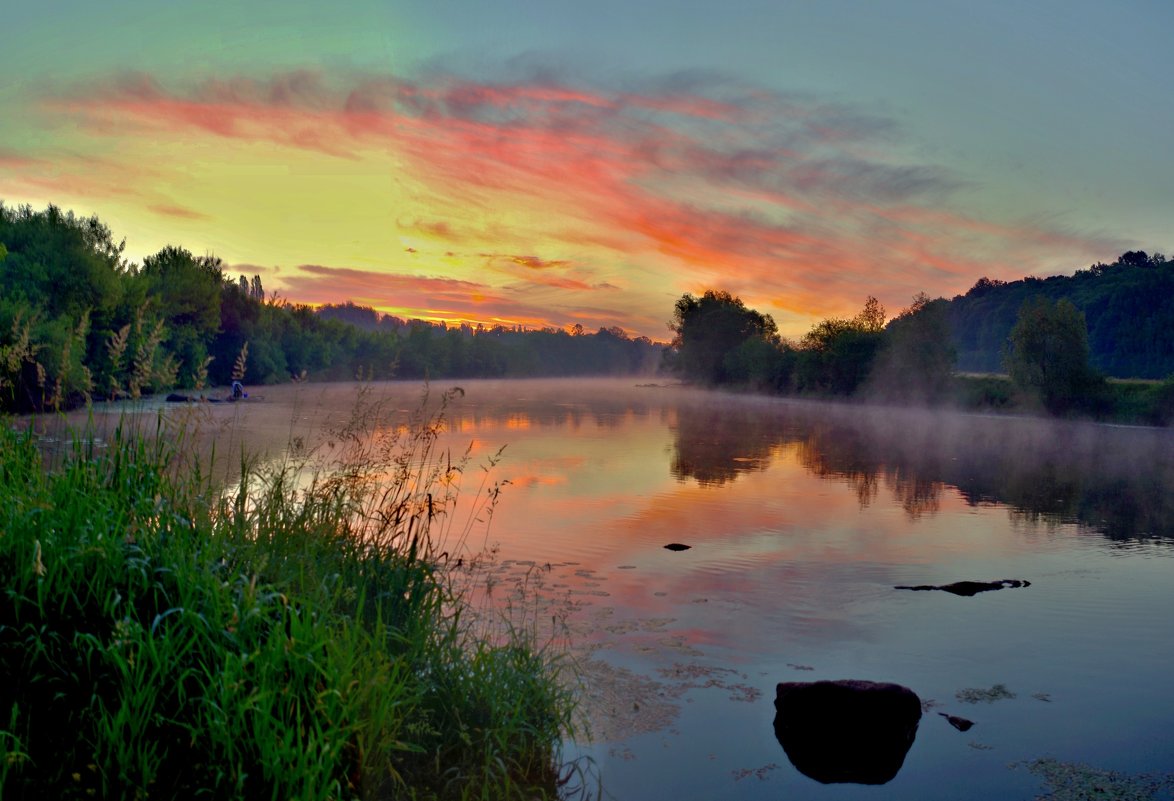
[[148, 203, 211, 221], [21, 66, 1125, 336], [0, 148, 48, 170], [496, 254, 571, 271], [265, 263, 620, 330]]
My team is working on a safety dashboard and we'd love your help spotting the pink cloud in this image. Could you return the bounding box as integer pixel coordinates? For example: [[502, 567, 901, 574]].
[[399, 218, 465, 243], [148, 203, 210, 221], [266, 263, 619, 331], [29, 68, 1127, 334], [0, 148, 47, 169]]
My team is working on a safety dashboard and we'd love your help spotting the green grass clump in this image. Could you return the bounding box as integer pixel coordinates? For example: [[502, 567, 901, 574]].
[[951, 374, 1015, 411], [0, 393, 579, 800], [1106, 375, 1174, 426]]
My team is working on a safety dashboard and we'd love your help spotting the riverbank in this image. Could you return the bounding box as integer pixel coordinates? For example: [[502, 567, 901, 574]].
[[0, 393, 581, 800], [948, 373, 1174, 425]]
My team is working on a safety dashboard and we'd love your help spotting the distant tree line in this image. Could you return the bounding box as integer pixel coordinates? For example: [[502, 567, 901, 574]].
[[668, 289, 956, 402], [0, 203, 662, 412], [669, 276, 1174, 423]]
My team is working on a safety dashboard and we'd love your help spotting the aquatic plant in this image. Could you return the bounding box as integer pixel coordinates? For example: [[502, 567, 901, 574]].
[[1017, 757, 1174, 801], [955, 684, 1016, 704]]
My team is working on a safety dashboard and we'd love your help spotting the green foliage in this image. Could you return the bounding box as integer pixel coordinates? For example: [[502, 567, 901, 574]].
[[1151, 376, 1174, 426], [795, 297, 887, 395], [41, 311, 93, 409], [140, 246, 223, 381], [866, 293, 956, 402], [722, 335, 797, 392], [951, 374, 1014, 410], [0, 204, 129, 411], [0, 307, 42, 408], [1131, 375, 1174, 426], [0, 203, 125, 322], [670, 290, 779, 385], [0, 202, 664, 412], [0, 397, 577, 800], [665, 275, 1167, 423], [949, 251, 1174, 378], [1006, 297, 1109, 415]]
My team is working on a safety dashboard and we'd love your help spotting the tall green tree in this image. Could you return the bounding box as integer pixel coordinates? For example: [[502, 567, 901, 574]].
[[796, 297, 887, 395], [140, 246, 224, 382], [867, 293, 956, 401], [669, 290, 778, 384], [0, 204, 125, 321], [1005, 297, 1106, 414]]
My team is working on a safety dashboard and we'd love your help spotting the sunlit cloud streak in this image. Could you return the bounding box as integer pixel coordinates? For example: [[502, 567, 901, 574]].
[[149, 203, 211, 221], [26, 67, 1125, 336], [269, 263, 621, 330]]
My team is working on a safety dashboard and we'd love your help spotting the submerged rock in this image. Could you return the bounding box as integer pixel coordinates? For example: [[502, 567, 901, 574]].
[[895, 579, 1030, 596], [939, 712, 975, 732], [773, 679, 922, 785]]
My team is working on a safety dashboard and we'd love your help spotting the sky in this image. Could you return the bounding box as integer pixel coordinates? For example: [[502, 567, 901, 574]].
[[2, 0, 1171, 340]]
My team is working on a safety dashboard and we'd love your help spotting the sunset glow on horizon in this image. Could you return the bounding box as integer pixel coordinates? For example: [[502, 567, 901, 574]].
[[3, 1, 1171, 340]]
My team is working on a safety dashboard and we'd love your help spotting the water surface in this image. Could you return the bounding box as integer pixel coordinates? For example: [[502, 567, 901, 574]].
[[64, 378, 1174, 799]]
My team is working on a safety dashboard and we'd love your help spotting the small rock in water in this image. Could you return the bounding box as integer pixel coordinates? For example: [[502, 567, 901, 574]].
[[894, 579, 1030, 596], [939, 712, 975, 732], [664, 543, 691, 551]]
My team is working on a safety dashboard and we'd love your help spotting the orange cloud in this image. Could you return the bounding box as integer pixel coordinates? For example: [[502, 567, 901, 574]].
[[503, 255, 571, 271], [270, 263, 621, 330], [23, 68, 1127, 337]]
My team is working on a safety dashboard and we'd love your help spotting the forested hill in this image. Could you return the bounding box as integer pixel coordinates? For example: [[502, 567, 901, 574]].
[[947, 251, 1174, 378]]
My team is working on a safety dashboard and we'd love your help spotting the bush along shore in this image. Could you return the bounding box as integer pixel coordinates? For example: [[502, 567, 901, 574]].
[[666, 289, 1174, 425], [0, 391, 581, 800]]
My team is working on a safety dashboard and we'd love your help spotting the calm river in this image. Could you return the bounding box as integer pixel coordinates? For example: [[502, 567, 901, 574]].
[[69, 377, 1174, 800]]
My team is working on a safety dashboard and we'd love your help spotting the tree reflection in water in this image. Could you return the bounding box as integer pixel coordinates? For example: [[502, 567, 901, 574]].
[[669, 397, 1174, 542]]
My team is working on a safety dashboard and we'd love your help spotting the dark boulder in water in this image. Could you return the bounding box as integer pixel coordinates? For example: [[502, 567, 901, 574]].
[[663, 543, 691, 551], [895, 579, 1030, 596], [773, 679, 921, 785]]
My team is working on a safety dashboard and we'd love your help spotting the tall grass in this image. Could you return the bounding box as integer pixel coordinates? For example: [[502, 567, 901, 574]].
[[0, 388, 582, 800]]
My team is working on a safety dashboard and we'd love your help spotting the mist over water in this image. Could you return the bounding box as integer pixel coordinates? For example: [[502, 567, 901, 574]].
[[66, 378, 1174, 799]]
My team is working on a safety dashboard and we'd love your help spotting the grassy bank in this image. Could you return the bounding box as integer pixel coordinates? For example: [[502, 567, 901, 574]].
[[950, 373, 1174, 425], [0, 393, 581, 800]]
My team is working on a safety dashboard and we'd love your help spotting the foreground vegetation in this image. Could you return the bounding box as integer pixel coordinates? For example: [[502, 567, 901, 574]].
[[0, 392, 581, 800]]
